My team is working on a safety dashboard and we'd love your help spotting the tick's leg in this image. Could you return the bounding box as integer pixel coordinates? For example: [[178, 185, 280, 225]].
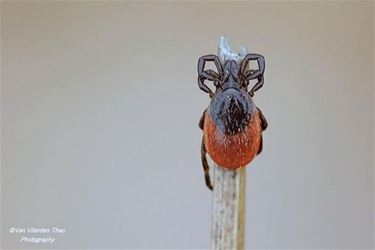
[[257, 107, 267, 155], [240, 54, 265, 96], [198, 54, 224, 76], [197, 55, 224, 95], [199, 109, 206, 130], [200, 69, 221, 82], [240, 54, 265, 75], [201, 137, 213, 191], [198, 76, 214, 97], [257, 107, 268, 131], [199, 109, 213, 190], [242, 69, 261, 90], [257, 135, 263, 155], [249, 75, 264, 97]]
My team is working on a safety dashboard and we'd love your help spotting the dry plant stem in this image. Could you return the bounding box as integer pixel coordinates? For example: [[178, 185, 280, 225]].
[[210, 36, 247, 250], [212, 164, 246, 250]]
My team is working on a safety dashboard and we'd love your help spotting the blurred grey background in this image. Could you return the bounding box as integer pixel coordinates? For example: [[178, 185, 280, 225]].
[[1, 1, 374, 249]]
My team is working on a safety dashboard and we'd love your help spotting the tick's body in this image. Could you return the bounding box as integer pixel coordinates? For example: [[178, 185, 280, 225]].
[[197, 54, 267, 190], [203, 101, 261, 169]]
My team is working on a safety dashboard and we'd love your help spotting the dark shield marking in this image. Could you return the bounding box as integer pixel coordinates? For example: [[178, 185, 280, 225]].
[[209, 87, 256, 135]]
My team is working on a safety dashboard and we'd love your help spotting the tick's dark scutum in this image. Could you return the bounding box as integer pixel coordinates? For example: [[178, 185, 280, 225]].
[[209, 88, 256, 135]]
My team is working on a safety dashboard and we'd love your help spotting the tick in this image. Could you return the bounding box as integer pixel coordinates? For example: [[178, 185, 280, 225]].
[[198, 53, 268, 190]]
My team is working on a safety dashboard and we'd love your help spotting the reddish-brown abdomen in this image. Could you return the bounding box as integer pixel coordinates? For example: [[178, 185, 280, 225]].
[[203, 110, 262, 169]]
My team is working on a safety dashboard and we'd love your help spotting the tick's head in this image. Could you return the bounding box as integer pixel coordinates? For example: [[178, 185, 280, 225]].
[[220, 59, 242, 90], [223, 60, 239, 81]]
